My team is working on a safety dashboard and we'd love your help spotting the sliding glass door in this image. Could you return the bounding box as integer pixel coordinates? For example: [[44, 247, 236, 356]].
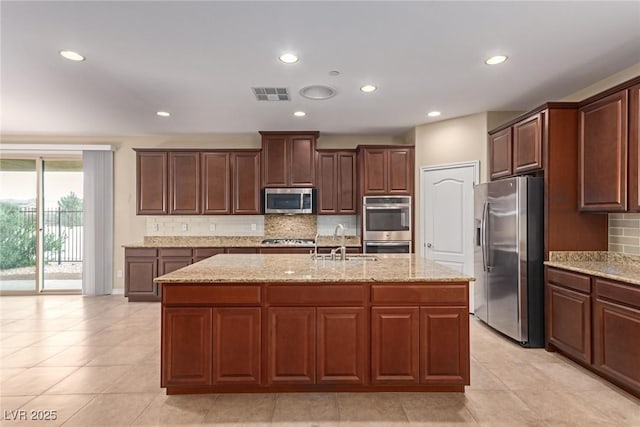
[[42, 160, 83, 291], [0, 159, 38, 292], [0, 158, 83, 294]]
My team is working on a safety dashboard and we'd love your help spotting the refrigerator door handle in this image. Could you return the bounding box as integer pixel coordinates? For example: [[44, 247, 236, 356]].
[[481, 201, 488, 272], [484, 202, 492, 272]]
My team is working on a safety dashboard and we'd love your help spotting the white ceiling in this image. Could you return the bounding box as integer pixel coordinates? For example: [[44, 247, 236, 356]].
[[1, 1, 639, 136]]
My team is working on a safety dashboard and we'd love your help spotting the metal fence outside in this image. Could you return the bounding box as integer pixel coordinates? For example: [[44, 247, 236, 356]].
[[20, 207, 83, 263]]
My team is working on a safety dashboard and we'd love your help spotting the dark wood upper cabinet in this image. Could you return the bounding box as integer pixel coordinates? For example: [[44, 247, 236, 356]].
[[337, 152, 358, 212], [513, 112, 543, 174], [202, 150, 261, 215], [360, 146, 414, 196], [629, 84, 640, 212], [261, 134, 288, 187], [136, 151, 167, 214], [168, 152, 200, 214], [201, 152, 231, 214], [362, 148, 387, 194], [387, 148, 414, 194], [260, 131, 318, 188], [489, 128, 513, 180], [316, 150, 357, 214], [289, 135, 316, 187], [232, 151, 261, 214], [579, 90, 628, 211]]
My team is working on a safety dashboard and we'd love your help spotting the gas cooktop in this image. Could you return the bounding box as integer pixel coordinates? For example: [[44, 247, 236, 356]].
[[261, 238, 315, 246]]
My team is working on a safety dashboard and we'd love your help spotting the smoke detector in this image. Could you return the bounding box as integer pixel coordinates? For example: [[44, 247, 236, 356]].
[[299, 85, 336, 100]]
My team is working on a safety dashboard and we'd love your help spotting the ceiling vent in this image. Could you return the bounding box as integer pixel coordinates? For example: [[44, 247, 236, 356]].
[[252, 87, 290, 101]]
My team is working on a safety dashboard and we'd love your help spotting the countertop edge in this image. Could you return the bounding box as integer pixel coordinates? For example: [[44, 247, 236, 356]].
[[544, 261, 640, 287]]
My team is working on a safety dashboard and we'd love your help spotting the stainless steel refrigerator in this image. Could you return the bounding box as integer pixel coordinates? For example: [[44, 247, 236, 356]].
[[474, 176, 544, 347]]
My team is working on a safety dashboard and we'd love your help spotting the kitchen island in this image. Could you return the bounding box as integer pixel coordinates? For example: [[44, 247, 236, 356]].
[[155, 253, 474, 394]]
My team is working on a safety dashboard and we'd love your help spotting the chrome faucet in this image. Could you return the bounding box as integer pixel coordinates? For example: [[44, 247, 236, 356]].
[[311, 233, 319, 260], [333, 224, 346, 260]]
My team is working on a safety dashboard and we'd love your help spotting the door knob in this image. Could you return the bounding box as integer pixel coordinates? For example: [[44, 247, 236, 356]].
[[427, 243, 432, 248]]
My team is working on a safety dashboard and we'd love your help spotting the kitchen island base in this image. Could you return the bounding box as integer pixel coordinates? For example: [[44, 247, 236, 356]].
[[161, 278, 470, 394]]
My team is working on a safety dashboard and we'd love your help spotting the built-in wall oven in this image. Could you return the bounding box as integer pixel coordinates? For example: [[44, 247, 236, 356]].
[[363, 196, 412, 253]]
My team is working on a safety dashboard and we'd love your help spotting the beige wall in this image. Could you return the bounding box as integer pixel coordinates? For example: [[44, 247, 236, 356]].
[[1, 132, 401, 290], [317, 134, 406, 149], [560, 62, 640, 102]]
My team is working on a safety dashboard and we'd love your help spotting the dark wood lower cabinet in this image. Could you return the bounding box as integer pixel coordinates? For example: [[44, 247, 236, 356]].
[[124, 248, 158, 302], [547, 283, 592, 364], [420, 307, 469, 384], [161, 281, 470, 394], [371, 307, 419, 384], [317, 307, 366, 384], [546, 267, 640, 398], [162, 307, 212, 386], [267, 307, 316, 385], [593, 299, 640, 392], [593, 278, 640, 395], [212, 308, 261, 385]]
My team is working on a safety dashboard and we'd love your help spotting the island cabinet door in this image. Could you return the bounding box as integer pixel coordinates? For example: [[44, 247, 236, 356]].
[[267, 307, 316, 384], [162, 308, 212, 387], [371, 307, 419, 384], [420, 307, 469, 385], [212, 308, 261, 385], [316, 307, 367, 384]]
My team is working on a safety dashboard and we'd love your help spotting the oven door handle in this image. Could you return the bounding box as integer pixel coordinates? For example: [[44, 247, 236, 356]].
[[365, 242, 409, 246], [365, 205, 410, 210]]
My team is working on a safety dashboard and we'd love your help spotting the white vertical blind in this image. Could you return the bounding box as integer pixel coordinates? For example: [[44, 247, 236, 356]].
[[82, 151, 114, 295]]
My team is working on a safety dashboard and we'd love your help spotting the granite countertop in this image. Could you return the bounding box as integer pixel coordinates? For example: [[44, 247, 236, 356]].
[[123, 235, 362, 248], [545, 251, 640, 286], [154, 253, 475, 284]]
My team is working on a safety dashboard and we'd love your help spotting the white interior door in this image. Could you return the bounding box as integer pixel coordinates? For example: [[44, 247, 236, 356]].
[[421, 162, 478, 312]]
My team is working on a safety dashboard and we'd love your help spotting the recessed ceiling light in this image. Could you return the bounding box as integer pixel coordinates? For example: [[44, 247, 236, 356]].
[[59, 50, 85, 61], [360, 85, 377, 93], [485, 55, 508, 65], [293, 111, 306, 117], [156, 111, 171, 117], [427, 111, 441, 117], [279, 53, 299, 64]]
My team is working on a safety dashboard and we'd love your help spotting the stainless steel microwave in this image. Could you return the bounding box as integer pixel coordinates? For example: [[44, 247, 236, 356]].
[[263, 188, 316, 214]]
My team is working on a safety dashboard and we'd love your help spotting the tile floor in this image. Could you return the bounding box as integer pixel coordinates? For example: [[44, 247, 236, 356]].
[[0, 295, 638, 426]]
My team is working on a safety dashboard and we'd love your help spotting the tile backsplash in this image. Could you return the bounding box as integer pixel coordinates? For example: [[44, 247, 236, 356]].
[[146, 215, 265, 237], [609, 213, 640, 255], [146, 214, 358, 238]]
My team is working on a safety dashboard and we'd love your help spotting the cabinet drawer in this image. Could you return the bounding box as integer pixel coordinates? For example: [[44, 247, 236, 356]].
[[193, 247, 225, 259], [595, 278, 640, 308], [547, 267, 591, 294], [163, 284, 261, 306], [267, 285, 367, 306], [159, 248, 193, 257], [125, 248, 157, 257], [372, 284, 468, 305]]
